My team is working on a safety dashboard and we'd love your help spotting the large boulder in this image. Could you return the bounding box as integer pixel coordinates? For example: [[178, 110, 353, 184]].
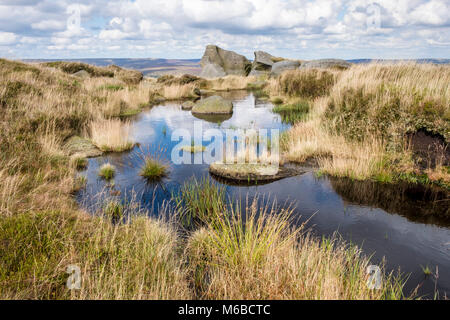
[[200, 45, 251, 78], [64, 136, 102, 158], [209, 163, 305, 184], [200, 63, 226, 78], [249, 51, 276, 76], [300, 59, 351, 70], [107, 65, 144, 84], [271, 60, 301, 76], [72, 70, 90, 79], [192, 96, 233, 115]]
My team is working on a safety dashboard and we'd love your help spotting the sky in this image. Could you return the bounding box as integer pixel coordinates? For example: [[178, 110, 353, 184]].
[[0, 0, 449, 60]]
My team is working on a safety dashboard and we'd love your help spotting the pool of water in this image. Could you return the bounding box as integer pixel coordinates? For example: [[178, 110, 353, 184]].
[[77, 91, 450, 298]]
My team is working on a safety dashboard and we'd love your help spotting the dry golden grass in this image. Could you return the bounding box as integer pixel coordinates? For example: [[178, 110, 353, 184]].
[[186, 200, 404, 300], [267, 68, 337, 98], [327, 63, 449, 141], [280, 63, 449, 183], [0, 209, 191, 300], [89, 119, 134, 152], [76, 215, 191, 300], [0, 167, 25, 217], [161, 83, 197, 100], [208, 75, 257, 91], [0, 59, 427, 300]]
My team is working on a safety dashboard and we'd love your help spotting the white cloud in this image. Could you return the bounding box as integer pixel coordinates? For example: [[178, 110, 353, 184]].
[[0, 31, 17, 45], [0, 0, 448, 59], [31, 20, 65, 31]]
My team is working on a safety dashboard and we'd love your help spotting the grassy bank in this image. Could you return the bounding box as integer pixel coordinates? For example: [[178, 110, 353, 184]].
[[0, 59, 409, 299], [270, 64, 449, 188]]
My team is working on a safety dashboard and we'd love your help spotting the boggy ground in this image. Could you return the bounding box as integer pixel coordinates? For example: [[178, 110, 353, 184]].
[[266, 64, 449, 189], [0, 58, 442, 299]]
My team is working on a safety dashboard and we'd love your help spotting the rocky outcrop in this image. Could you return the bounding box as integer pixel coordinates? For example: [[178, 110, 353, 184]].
[[249, 51, 277, 76], [200, 63, 226, 78], [200, 45, 251, 78], [209, 163, 305, 184], [181, 101, 195, 111], [192, 96, 233, 115], [271, 60, 301, 76], [72, 70, 90, 79], [300, 59, 351, 70], [64, 136, 102, 158], [107, 65, 144, 84]]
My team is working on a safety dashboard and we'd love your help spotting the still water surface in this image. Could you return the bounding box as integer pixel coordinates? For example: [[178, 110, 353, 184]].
[[77, 91, 450, 298]]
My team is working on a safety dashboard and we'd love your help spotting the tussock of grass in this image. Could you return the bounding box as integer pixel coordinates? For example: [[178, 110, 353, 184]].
[[162, 83, 198, 100], [326, 63, 450, 142], [0, 210, 191, 299], [98, 163, 116, 180], [72, 156, 88, 170], [267, 69, 336, 99], [280, 64, 449, 185], [185, 195, 405, 300], [140, 158, 168, 181], [89, 119, 134, 152], [173, 177, 227, 229], [273, 99, 310, 124], [208, 75, 257, 91]]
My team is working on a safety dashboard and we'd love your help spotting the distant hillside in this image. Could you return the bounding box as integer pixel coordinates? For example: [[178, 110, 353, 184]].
[[348, 59, 450, 64], [23, 58, 449, 77], [23, 58, 202, 77]]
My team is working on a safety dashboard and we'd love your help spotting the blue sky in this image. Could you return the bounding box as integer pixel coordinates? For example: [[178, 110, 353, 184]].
[[0, 0, 449, 60]]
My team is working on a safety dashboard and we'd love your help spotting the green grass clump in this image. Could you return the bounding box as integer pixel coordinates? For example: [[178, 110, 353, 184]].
[[72, 157, 88, 170], [99, 84, 124, 91], [271, 97, 284, 105], [273, 100, 310, 124], [173, 177, 227, 229], [421, 265, 432, 276], [103, 201, 124, 222], [119, 108, 141, 117], [140, 158, 168, 181], [98, 163, 116, 180], [185, 193, 406, 300]]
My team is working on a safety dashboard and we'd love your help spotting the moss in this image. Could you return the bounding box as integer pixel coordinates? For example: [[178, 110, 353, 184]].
[[64, 136, 103, 158]]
